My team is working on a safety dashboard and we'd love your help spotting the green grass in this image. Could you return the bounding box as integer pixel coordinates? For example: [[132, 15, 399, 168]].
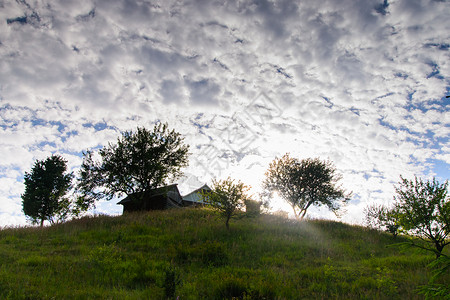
[[0, 208, 447, 299]]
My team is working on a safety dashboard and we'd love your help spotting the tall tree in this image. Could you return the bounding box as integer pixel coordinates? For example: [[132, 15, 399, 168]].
[[22, 155, 74, 226], [201, 177, 250, 229], [77, 123, 189, 208], [393, 176, 449, 257], [263, 153, 351, 219]]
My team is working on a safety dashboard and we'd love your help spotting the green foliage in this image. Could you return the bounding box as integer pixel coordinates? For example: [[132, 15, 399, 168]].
[[77, 122, 189, 208], [418, 284, 450, 300], [365, 204, 400, 237], [263, 153, 351, 219], [201, 177, 251, 229], [0, 208, 445, 299], [21, 155, 76, 226], [393, 176, 449, 257], [365, 176, 450, 298], [374, 266, 397, 295], [244, 199, 263, 217], [417, 255, 450, 299]]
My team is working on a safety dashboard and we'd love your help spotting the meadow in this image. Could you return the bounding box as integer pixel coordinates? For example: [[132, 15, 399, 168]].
[[0, 208, 446, 299]]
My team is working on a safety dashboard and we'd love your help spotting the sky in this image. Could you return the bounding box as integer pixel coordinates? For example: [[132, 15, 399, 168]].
[[0, 0, 449, 227]]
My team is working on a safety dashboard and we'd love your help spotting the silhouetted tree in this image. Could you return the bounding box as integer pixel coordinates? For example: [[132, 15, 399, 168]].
[[202, 177, 251, 229], [393, 176, 449, 257], [22, 155, 74, 226], [365, 204, 400, 237], [262, 153, 351, 219], [77, 123, 189, 209]]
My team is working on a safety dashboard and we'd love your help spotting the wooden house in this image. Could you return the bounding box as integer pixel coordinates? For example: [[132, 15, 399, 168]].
[[182, 184, 211, 207], [117, 184, 183, 213]]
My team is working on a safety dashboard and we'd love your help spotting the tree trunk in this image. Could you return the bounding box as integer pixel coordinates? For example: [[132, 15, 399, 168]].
[[40, 218, 44, 227], [435, 242, 444, 258], [300, 209, 308, 219], [226, 215, 230, 230], [291, 205, 299, 219]]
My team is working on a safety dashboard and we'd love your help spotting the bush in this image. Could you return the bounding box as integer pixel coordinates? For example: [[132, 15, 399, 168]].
[[245, 199, 262, 216]]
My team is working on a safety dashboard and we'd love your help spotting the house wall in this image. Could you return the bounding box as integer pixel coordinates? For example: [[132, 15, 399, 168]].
[[122, 195, 168, 213]]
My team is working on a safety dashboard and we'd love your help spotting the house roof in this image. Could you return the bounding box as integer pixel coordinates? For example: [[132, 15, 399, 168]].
[[182, 184, 211, 204], [117, 184, 181, 205], [182, 183, 210, 197]]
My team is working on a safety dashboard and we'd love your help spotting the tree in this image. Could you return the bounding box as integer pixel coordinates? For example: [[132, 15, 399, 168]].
[[393, 176, 449, 257], [365, 204, 400, 237], [262, 153, 351, 219], [244, 199, 262, 216], [22, 155, 74, 227], [201, 177, 251, 229], [77, 123, 189, 208]]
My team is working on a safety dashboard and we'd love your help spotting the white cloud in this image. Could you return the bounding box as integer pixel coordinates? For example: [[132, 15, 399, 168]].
[[0, 0, 448, 226]]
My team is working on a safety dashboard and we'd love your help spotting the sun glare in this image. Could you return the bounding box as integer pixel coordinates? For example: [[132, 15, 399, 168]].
[[269, 192, 293, 217]]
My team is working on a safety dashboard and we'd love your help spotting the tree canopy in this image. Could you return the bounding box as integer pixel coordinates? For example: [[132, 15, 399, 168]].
[[77, 123, 189, 208], [262, 153, 351, 219], [22, 155, 74, 226], [201, 177, 251, 229], [393, 176, 449, 257]]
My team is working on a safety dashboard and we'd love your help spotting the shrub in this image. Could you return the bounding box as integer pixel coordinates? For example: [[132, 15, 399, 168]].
[[245, 199, 262, 216]]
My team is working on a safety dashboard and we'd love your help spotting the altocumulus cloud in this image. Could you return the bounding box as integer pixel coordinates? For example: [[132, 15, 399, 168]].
[[0, 0, 448, 226]]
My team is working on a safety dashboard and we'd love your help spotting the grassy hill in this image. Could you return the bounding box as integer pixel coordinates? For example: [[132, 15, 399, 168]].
[[0, 208, 445, 299]]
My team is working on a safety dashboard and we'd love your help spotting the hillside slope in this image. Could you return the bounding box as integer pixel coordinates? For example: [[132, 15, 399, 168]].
[[0, 208, 440, 299]]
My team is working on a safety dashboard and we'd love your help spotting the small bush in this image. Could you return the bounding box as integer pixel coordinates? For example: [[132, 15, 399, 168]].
[[375, 267, 398, 296], [245, 200, 262, 217]]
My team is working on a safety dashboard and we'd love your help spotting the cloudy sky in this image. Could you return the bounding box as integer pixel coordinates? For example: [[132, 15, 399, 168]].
[[1, 0, 449, 227]]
